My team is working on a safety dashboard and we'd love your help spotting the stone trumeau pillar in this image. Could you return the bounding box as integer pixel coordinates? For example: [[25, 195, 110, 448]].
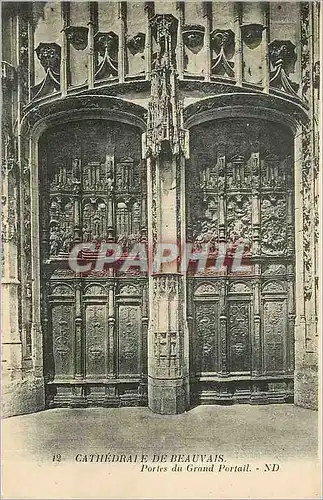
[[143, 14, 190, 414]]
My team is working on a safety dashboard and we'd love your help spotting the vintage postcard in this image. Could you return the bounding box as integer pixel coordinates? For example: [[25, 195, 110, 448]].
[[1, 0, 321, 498]]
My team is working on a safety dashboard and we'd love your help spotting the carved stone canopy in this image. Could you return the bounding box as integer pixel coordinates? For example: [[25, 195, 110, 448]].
[[241, 24, 264, 49], [126, 32, 145, 55], [65, 26, 89, 51], [182, 24, 205, 54], [150, 13, 178, 39], [35, 42, 61, 74]]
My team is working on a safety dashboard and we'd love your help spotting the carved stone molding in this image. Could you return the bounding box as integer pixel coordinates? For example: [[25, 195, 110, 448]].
[[1, 61, 16, 90], [22, 95, 146, 134], [301, 121, 314, 301], [1, 195, 18, 245], [313, 61, 320, 90], [18, 7, 29, 106], [300, 2, 310, 103], [183, 92, 306, 130]]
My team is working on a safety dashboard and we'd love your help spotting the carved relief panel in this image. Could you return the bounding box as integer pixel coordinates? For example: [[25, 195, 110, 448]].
[[40, 121, 144, 257], [188, 119, 293, 260]]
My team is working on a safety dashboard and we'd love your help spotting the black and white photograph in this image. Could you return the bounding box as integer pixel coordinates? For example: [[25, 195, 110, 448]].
[[1, 1, 321, 498]]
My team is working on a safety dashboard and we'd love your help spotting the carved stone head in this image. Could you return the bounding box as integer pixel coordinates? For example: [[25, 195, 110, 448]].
[[182, 25, 205, 54], [241, 24, 264, 49], [65, 26, 89, 51], [94, 31, 119, 59], [126, 32, 146, 56], [35, 42, 61, 74]]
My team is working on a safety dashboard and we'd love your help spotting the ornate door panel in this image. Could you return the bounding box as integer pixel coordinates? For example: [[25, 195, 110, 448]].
[[39, 121, 148, 408], [51, 300, 75, 379], [228, 300, 251, 374], [84, 288, 109, 379], [194, 301, 219, 373], [187, 119, 295, 404], [118, 305, 140, 375], [262, 294, 288, 375]]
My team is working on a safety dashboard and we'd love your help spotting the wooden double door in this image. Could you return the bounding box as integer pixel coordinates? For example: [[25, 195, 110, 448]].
[[40, 117, 295, 408]]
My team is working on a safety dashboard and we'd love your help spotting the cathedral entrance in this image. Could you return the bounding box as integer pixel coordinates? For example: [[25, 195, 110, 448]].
[[186, 118, 295, 404], [39, 120, 148, 407]]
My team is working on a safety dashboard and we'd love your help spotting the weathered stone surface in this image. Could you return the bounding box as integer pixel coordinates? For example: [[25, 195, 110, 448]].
[[295, 366, 318, 410], [1, 372, 45, 418]]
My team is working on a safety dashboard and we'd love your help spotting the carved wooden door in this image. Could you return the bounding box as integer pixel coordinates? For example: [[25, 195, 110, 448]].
[[187, 118, 295, 404], [39, 121, 148, 407]]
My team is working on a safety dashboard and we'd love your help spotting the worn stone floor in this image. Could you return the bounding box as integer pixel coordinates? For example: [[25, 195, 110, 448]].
[[1, 404, 320, 499]]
